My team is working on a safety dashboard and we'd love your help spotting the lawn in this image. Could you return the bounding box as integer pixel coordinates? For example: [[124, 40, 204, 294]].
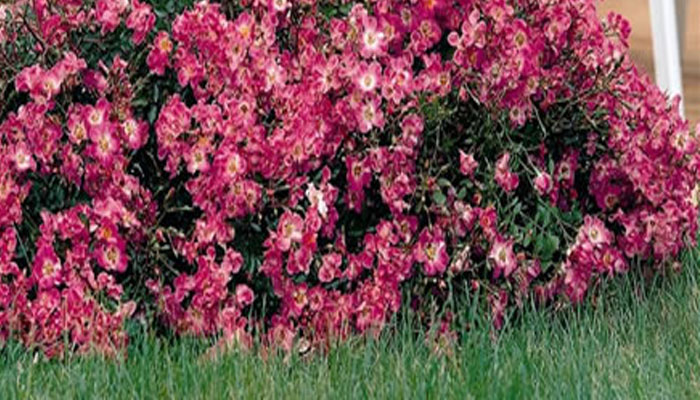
[[2, 249, 700, 399]]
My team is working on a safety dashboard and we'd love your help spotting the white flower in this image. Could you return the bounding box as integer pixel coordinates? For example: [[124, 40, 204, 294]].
[[306, 184, 328, 218]]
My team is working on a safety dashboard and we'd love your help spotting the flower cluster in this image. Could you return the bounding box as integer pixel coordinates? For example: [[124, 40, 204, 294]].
[[1, 0, 699, 358], [1, 48, 154, 356], [15, 52, 86, 105], [4, 204, 139, 358], [562, 216, 627, 303]]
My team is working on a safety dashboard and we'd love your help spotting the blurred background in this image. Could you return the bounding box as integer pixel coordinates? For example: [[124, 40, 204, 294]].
[[598, 0, 700, 124]]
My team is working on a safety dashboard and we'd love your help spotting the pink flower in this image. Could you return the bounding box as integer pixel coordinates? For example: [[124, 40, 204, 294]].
[[84, 98, 111, 132], [32, 244, 62, 289], [288, 245, 314, 275], [488, 235, 516, 278], [459, 150, 478, 177], [219, 150, 247, 180], [564, 261, 590, 304], [306, 184, 328, 219], [15, 65, 44, 97], [599, 247, 627, 274], [383, 58, 414, 104], [89, 125, 119, 164], [356, 96, 385, 133], [356, 62, 382, 93], [11, 144, 36, 172], [126, 0, 155, 45], [494, 152, 519, 193], [39, 70, 62, 103], [347, 155, 371, 193], [83, 69, 109, 93], [276, 211, 304, 252], [318, 253, 342, 283], [235, 284, 255, 307], [453, 201, 476, 237], [533, 171, 553, 196], [399, 114, 424, 149], [14, 61, 75, 104], [96, 241, 128, 273], [175, 51, 203, 88], [98, 272, 124, 299], [66, 106, 88, 144], [360, 16, 387, 58], [222, 248, 244, 275], [556, 150, 578, 188], [263, 60, 286, 92], [414, 228, 449, 276], [577, 216, 612, 248], [184, 147, 208, 175], [53, 52, 87, 79], [120, 118, 148, 150], [478, 206, 499, 239], [147, 32, 173, 75], [288, 284, 308, 317], [269, 0, 290, 14], [96, 0, 128, 35]]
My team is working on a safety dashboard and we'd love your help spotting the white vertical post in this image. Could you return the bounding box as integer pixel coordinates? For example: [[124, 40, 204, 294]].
[[649, 0, 684, 116]]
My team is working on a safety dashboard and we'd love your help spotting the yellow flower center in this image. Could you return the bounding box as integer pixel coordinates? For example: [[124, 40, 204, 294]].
[[158, 37, 172, 52], [74, 124, 86, 140], [498, 248, 507, 263], [106, 247, 118, 263], [43, 260, 57, 276], [363, 105, 375, 122], [425, 244, 437, 261]]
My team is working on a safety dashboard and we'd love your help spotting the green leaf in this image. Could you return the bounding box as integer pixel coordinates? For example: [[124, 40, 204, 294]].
[[540, 260, 553, 273], [536, 204, 552, 227], [534, 234, 560, 261], [456, 187, 467, 200], [437, 178, 452, 188], [148, 105, 158, 124], [432, 190, 447, 206]]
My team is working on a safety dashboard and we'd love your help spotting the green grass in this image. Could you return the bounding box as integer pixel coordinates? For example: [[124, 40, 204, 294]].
[[3, 250, 700, 399]]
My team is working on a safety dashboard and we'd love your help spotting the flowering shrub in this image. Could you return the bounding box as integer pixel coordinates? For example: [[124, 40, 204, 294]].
[[1, 0, 699, 358]]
